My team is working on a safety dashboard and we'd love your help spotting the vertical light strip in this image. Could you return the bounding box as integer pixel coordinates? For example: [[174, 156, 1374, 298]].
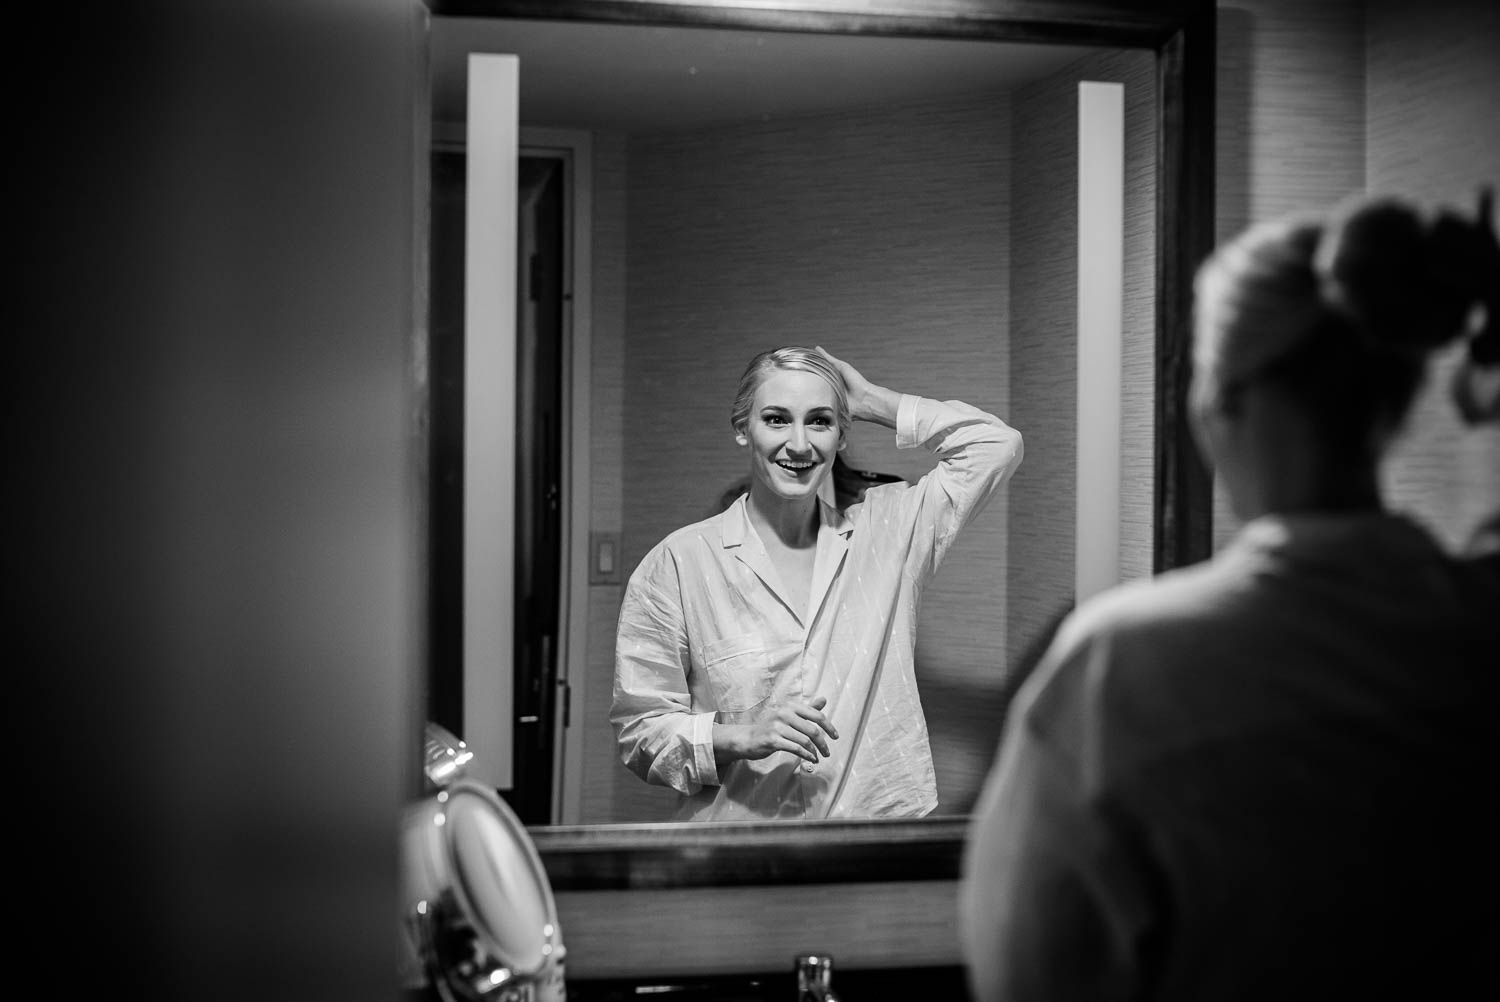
[[464, 54, 519, 789], [1076, 81, 1125, 604]]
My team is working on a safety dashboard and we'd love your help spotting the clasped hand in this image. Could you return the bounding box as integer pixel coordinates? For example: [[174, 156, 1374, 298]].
[[729, 695, 840, 765]]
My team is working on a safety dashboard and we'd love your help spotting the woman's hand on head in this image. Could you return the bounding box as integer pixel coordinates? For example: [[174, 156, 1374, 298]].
[[816, 346, 902, 428], [726, 694, 839, 765], [816, 347, 874, 416]]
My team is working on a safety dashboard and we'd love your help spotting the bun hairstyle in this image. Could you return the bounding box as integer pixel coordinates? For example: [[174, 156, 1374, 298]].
[[1315, 194, 1497, 359], [1193, 189, 1500, 453]]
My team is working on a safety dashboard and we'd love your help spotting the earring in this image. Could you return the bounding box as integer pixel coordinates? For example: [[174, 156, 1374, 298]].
[[735, 434, 748, 446]]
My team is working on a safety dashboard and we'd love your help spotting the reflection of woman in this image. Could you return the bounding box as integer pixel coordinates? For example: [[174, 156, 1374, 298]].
[[611, 346, 1023, 821], [960, 193, 1500, 999]]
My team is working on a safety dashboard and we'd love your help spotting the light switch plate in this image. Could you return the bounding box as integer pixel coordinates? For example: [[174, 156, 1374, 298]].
[[589, 531, 622, 585]]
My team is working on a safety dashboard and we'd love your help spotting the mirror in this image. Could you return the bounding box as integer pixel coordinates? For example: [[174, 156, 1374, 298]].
[[420, 1, 1214, 836]]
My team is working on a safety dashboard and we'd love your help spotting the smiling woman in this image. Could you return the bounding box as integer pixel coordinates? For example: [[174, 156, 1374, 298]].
[[611, 347, 1023, 821]]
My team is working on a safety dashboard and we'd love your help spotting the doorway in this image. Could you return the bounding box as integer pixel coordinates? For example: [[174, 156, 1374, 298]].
[[427, 146, 570, 825]]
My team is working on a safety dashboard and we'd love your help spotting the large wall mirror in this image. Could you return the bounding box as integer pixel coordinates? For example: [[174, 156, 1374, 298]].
[[420, 0, 1213, 885]]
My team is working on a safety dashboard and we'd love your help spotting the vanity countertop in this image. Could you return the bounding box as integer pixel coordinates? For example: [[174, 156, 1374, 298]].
[[566, 965, 970, 1001]]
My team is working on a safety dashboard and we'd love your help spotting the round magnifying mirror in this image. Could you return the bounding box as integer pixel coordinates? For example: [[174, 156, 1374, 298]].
[[400, 780, 565, 1002]]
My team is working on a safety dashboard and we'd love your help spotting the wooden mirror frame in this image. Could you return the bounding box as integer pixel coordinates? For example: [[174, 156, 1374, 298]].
[[421, 0, 1214, 892]]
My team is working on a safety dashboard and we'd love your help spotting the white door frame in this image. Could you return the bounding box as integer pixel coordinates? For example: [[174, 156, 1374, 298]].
[[521, 126, 593, 826]]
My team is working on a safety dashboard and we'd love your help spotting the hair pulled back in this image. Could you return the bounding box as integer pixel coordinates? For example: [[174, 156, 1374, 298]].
[[1193, 191, 1499, 455], [729, 346, 851, 440]]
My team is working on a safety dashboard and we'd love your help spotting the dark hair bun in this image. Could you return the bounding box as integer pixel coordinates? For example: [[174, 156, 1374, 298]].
[[1314, 197, 1478, 354]]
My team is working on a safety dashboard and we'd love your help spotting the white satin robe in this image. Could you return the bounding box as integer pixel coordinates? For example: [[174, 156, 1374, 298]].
[[611, 394, 1022, 821]]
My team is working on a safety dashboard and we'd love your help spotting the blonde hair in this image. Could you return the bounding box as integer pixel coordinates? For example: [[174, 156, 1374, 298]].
[[728, 346, 851, 439]]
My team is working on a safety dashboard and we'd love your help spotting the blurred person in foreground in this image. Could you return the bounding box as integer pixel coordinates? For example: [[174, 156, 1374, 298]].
[[960, 191, 1500, 1000]]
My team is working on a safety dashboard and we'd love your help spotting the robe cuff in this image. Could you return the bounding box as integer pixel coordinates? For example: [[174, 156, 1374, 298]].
[[691, 711, 720, 787], [894, 393, 923, 449]]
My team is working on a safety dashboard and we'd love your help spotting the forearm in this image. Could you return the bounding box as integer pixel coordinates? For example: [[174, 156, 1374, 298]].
[[854, 385, 1020, 462], [615, 708, 719, 793], [904, 397, 1023, 480], [868, 396, 1022, 578], [614, 554, 719, 793], [849, 383, 902, 428]]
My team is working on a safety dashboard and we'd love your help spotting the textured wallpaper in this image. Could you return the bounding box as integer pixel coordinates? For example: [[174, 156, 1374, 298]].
[[1004, 47, 1156, 718], [1366, 0, 1500, 552], [1007, 61, 1080, 689], [580, 131, 638, 821], [1211, 0, 1367, 547]]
